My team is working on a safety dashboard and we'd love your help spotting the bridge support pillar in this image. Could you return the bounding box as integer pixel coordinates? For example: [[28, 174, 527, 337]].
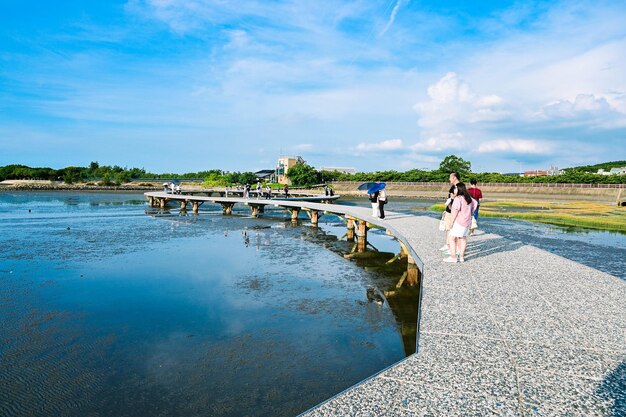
[[180, 200, 187, 210], [356, 220, 368, 252], [308, 210, 320, 225], [221, 203, 235, 215], [192, 201, 199, 213], [346, 219, 355, 241], [159, 198, 166, 209], [290, 208, 300, 220], [250, 205, 260, 217], [407, 261, 419, 286]]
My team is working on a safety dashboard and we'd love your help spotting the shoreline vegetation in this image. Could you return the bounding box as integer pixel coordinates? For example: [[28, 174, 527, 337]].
[[430, 201, 626, 233]]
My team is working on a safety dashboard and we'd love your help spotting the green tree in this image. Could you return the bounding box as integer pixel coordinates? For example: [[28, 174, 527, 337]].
[[439, 155, 471, 176], [286, 163, 321, 186]]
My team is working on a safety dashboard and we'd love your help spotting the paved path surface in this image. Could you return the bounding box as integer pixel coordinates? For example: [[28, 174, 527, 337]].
[[302, 212, 626, 417], [146, 193, 626, 416]]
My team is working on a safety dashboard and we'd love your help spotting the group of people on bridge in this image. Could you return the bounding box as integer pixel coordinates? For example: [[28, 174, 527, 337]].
[[439, 173, 483, 263]]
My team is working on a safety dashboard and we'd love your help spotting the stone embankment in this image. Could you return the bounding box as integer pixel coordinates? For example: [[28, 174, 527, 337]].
[[330, 181, 625, 204], [0, 180, 161, 191]]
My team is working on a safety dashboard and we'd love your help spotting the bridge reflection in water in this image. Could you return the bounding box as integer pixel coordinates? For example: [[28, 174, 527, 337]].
[[145, 203, 421, 357]]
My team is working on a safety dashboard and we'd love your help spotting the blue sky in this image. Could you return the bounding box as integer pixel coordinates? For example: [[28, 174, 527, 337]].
[[1, 0, 625, 173]]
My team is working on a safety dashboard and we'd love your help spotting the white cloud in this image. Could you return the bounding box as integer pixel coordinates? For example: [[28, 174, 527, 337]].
[[293, 143, 313, 151], [379, 0, 409, 37], [355, 139, 403, 153], [414, 72, 508, 130], [409, 132, 465, 152], [540, 94, 613, 118], [478, 139, 552, 154]]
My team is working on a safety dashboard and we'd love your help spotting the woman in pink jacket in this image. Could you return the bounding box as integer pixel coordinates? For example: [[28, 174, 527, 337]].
[[444, 182, 477, 263]]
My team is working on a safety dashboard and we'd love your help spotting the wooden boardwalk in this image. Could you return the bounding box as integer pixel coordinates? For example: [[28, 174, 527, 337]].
[[144, 192, 626, 416]]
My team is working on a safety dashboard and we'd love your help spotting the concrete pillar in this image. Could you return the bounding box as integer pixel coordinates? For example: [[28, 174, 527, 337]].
[[180, 200, 187, 210], [346, 219, 355, 241], [251, 205, 259, 217], [356, 220, 367, 253], [159, 198, 166, 209], [222, 203, 234, 215], [310, 210, 319, 225], [291, 208, 300, 220], [192, 201, 199, 213], [407, 262, 419, 286]]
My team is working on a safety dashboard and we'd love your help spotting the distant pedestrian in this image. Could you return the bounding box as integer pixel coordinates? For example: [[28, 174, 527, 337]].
[[468, 178, 483, 220], [163, 182, 169, 193], [369, 191, 379, 217], [377, 188, 387, 219], [244, 183, 250, 199], [256, 181, 262, 198], [443, 182, 477, 263], [265, 185, 272, 199], [325, 186, 330, 196], [283, 184, 289, 197], [175, 184, 181, 194], [169, 182, 175, 194]]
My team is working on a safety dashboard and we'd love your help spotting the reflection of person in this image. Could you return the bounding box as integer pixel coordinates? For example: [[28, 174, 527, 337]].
[[369, 191, 379, 217], [377, 188, 387, 219], [468, 178, 483, 220], [444, 182, 477, 263]]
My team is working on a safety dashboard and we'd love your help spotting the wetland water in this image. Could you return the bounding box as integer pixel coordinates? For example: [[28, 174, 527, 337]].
[[0, 192, 417, 416]]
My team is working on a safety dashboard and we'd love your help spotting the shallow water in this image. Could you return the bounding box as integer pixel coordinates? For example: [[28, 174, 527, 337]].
[[340, 196, 626, 280], [0, 192, 417, 416]]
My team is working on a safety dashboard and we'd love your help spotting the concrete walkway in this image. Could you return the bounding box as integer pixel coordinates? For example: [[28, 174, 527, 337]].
[[302, 212, 626, 416]]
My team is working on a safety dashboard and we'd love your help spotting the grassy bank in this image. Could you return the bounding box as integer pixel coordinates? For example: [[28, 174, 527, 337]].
[[429, 201, 626, 233]]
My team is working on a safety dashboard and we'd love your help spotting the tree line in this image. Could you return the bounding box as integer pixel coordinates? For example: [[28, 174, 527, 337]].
[[287, 155, 626, 186], [1, 156, 625, 186]]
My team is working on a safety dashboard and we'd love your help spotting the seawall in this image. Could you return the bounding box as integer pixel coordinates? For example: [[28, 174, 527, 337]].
[[329, 181, 625, 203]]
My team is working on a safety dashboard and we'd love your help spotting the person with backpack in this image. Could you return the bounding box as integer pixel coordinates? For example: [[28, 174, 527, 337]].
[[443, 182, 477, 263]]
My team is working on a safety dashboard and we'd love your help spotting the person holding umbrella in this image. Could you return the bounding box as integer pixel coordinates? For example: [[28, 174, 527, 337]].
[[366, 183, 387, 219], [368, 190, 379, 217]]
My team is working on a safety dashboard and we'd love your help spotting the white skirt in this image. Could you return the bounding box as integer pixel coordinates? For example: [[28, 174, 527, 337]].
[[449, 222, 470, 238]]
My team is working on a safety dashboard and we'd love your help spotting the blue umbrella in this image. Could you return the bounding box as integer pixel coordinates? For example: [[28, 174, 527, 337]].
[[357, 182, 378, 191], [367, 182, 386, 194], [171, 179, 181, 184]]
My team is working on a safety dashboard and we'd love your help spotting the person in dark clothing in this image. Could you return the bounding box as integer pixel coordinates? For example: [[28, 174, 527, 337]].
[[377, 188, 387, 219]]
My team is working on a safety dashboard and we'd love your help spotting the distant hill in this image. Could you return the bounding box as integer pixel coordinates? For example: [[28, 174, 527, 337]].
[[566, 160, 626, 173]]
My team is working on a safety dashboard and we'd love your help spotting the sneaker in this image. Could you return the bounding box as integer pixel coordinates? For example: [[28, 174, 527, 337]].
[[458, 258, 465, 263], [439, 245, 448, 251], [443, 257, 458, 263]]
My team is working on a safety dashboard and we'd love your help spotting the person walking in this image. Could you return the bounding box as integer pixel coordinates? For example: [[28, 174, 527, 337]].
[[440, 172, 461, 252], [377, 188, 387, 219], [443, 182, 477, 263], [256, 181, 262, 198], [468, 178, 483, 220], [369, 191, 379, 217], [163, 182, 169, 193], [283, 184, 289, 197]]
